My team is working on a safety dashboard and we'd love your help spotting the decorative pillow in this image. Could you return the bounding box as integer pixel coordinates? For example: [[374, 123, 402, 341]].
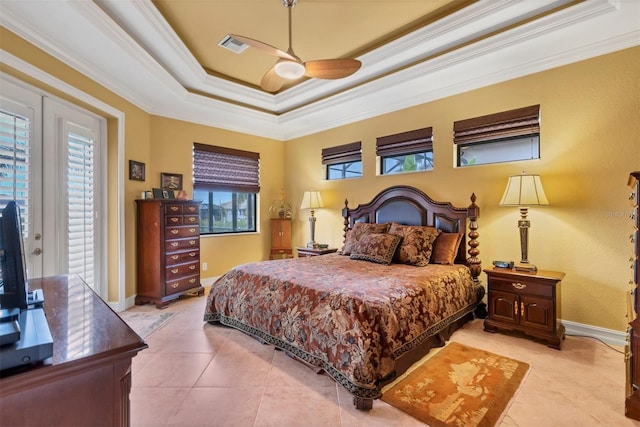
[[342, 222, 390, 255], [387, 223, 440, 266], [431, 232, 464, 265], [349, 233, 402, 265]]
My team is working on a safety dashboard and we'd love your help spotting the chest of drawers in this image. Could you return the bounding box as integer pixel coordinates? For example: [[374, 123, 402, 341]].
[[135, 199, 204, 308]]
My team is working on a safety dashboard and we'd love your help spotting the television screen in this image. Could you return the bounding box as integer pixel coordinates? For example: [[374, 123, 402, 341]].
[[0, 201, 28, 311]]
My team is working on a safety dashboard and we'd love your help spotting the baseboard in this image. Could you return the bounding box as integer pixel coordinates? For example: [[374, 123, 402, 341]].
[[562, 319, 626, 348], [201, 276, 219, 287]]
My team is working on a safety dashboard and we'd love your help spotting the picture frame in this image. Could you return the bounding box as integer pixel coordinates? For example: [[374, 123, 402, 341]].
[[152, 188, 164, 199], [161, 172, 183, 190], [162, 189, 175, 199], [129, 160, 145, 181]]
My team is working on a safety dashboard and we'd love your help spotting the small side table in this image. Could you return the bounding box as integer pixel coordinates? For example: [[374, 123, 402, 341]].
[[483, 267, 565, 349], [296, 247, 338, 257]]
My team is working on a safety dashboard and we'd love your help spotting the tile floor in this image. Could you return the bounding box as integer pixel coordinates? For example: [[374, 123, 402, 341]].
[[128, 293, 638, 426]]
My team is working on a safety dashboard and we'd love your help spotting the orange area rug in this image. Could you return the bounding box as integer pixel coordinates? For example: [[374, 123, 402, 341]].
[[382, 342, 529, 427]]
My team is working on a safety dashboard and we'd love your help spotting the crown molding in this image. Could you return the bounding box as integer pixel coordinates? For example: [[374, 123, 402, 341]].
[[1, 0, 638, 141]]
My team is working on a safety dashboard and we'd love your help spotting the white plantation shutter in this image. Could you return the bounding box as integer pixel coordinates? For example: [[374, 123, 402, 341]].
[[65, 123, 96, 287], [0, 109, 32, 236]]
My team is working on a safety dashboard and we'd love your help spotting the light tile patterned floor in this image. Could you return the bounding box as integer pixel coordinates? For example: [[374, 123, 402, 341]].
[[127, 293, 637, 426]]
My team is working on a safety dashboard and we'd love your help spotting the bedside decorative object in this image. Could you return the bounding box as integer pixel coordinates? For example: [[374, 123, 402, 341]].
[[300, 190, 324, 248], [296, 246, 338, 257], [484, 267, 565, 349], [269, 190, 293, 219], [499, 172, 549, 272]]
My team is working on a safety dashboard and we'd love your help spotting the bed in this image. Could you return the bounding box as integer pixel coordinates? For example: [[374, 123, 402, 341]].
[[204, 185, 484, 410]]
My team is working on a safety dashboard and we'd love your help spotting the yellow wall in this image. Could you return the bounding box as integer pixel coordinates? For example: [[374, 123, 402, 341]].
[[3, 25, 639, 332], [148, 116, 284, 276], [284, 46, 640, 332]]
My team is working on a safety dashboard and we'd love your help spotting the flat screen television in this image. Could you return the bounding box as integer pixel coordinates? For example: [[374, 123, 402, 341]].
[[0, 201, 29, 311]]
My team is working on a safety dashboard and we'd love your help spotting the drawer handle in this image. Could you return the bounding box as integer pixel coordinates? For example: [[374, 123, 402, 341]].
[[170, 218, 178, 223], [189, 278, 196, 283], [171, 268, 179, 274], [514, 303, 518, 316], [512, 282, 526, 290], [171, 230, 179, 235], [188, 217, 196, 222], [170, 207, 179, 212], [189, 240, 196, 245], [171, 255, 179, 260], [171, 242, 179, 247], [189, 252, 196, 257], [188, 207, 196, 212], [171, 283, 179, 288], [521, 302, 525, 315], [189, 265, 196, 270], [189, 228, 196, 233]]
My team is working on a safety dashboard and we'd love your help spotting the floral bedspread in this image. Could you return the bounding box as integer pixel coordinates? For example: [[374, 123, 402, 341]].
[[203, 253, 481, 399]]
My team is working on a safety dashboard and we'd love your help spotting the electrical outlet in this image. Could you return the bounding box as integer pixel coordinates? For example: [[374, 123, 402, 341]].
[[202, 262, 208, 271]]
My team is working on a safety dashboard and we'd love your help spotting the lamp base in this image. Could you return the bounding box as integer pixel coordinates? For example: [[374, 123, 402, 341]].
[[514, 262, 537, 272]]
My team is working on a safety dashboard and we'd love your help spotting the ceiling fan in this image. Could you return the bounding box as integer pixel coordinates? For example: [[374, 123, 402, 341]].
[[228, 0, 362, 92]]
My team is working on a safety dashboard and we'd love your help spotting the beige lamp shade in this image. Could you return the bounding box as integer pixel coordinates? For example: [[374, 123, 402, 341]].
[[499, 174, 549, 206], [300, 191, 324, 210]]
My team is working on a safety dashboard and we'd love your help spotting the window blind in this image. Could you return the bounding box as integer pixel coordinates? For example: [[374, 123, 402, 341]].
[[376, 127, 433, 157], [193, 143, 260, 193], [453, 105, 540, 145], [321, 141, 361, 165]]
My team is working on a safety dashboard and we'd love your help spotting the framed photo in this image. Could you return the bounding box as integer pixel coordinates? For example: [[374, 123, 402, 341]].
[[162, 189, 175, 199], [161, 172, 183, 190], [152, 188, 164, 199], [129, 160, 145, 181]]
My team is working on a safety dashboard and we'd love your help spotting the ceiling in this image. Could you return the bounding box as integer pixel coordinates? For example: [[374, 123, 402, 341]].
[[1, 0, 638, 141]]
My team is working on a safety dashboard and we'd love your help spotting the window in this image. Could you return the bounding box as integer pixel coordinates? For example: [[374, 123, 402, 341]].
[[193, 143, 259, 235], [377, 127, 433, 175], [454, 105, 540, 167], [322, 141, 362, 180]]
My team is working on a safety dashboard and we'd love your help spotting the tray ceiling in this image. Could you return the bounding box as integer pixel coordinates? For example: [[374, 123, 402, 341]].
[[1, 0, 638, 140]]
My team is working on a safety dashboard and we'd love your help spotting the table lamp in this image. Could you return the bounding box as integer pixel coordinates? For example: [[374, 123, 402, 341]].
[[300, 190, 324, 248], [499, 173, 549, 272]]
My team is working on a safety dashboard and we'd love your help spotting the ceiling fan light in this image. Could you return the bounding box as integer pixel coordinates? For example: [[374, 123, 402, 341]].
[[274, 59, 305, 79]]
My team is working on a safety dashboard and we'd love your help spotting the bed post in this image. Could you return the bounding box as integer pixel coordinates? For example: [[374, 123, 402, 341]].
[[342, 198, 350, 244], [466, 193, 481, 283]]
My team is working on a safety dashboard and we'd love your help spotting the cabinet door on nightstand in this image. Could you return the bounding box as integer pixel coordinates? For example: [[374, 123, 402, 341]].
[[489, 290, 518, 324], [520, 295, 553, 332]]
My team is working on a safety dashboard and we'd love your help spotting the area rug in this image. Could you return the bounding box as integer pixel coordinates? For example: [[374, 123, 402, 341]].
[[119, 311, 177, 339], [382, 342, 530, 427]]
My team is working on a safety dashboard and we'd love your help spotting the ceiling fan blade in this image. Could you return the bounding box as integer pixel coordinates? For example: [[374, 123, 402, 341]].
[[260, 67, 285, 92], [229, 34, 297, 61], [304, 59, 362, 79]]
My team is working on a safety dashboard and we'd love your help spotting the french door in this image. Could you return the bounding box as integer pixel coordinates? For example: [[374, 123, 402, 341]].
[[0, 76, 105, 295]]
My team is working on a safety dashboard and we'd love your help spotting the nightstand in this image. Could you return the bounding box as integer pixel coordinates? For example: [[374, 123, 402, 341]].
[[483, 267, 566, 349], [296, 247, 338, 257]]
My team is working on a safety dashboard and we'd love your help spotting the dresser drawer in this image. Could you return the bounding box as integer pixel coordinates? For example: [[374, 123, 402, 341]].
[[183, 204, 199, 215], [183, 215, 199, 225], [165, 225, 199, 239], [166, 250, 199, 266], [489, 277, 553, 298], [165, 204, 183, 215], [166, 261, 200, 280], [166, 215, 183, 225], [165, 237, 199, 252], [165, 274, 200, 296]]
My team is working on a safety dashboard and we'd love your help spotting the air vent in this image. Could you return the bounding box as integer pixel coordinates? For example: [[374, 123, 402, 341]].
[[218, 35, 249, 54]]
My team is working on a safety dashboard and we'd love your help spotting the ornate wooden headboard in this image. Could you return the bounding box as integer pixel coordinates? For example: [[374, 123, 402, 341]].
[[342, 185, 480, 282]]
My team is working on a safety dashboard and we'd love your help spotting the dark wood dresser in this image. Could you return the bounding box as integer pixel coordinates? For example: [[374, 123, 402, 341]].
[[626, 171, 640, 420], [0, 275, 147, 426], [135, 199, 204, 308]]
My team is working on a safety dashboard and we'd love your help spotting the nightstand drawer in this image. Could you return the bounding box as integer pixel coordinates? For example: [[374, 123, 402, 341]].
[[489, 277, 553, 298]]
